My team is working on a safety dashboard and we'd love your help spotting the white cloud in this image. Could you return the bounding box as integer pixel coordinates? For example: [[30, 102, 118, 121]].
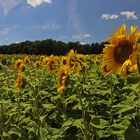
[[101, 14, 119, 20], [101, 11, 138, 20], [72, 33, 91, 40], [80, 42, 86, 45], [27, 0, 53, 8], [120, 11, 138, 20], [35, 21, 61, 31]]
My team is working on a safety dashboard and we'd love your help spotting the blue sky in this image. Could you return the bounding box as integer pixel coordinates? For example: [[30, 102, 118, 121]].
[[0, 0, 140, 45]]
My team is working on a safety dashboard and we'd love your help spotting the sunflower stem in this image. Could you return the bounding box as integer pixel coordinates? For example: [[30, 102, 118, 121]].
[[110, 74, 114, 124], [0, 100, 4, 136], [78, 60, 90, 140], [136, 55, 140, 130], [137, 55, 140, 104]]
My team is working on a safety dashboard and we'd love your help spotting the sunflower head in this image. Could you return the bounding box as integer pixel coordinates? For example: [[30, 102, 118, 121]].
[[100, 64, 111, 76], [46, 56, 56, 73], [15, 72, 25, 91], [61, 56, 67, 65], [43, 57, 49, 64], [103, 24, 140, 75], [40, 55, 45, 62], [24, 56, 30, 65], [34, 60, 40, 68], [57, 66, 69, 93], [15, 59, 23, 69]]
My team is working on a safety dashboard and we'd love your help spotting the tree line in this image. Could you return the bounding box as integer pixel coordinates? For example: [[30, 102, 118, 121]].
[[0, 39, 108, 55]]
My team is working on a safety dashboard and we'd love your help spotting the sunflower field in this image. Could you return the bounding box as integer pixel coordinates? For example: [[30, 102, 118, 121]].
[[0, 24, 140, 140]]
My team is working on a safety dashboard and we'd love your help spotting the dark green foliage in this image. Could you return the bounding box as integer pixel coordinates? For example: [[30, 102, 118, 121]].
[[0, 39, 107, 55]]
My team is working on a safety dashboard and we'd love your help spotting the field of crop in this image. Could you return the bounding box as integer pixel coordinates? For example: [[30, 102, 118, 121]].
[[0, 24, 140, 140], [0, 51, 140, 140]]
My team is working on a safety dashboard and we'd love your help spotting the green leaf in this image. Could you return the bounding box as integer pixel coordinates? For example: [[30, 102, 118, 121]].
[[40, 115, 46, 124], [43, 103, 55, 111], [64, 94, 78, 104], [124, 125, 140, 140], [73, 118, 83, 128], [61, 118, 74, 132], [91, 116, 109, 129], [126, 74, 139, 85]]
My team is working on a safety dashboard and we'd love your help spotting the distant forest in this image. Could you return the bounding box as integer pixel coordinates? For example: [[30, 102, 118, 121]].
[[0, 39, 108, 55]]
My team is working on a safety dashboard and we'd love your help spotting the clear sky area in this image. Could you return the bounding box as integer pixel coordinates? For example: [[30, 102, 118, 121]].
[[0, 0, 140, 45]]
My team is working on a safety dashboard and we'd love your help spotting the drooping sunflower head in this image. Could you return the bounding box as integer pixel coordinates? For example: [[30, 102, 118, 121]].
[[57, 66, 69, 93], [67, 51, 77, 71], [103, 24, 140, 74], [15, 72, 24, 91]]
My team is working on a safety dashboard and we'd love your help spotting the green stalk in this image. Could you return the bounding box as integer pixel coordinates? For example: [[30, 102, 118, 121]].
[[33, 84, 41, 139], [109, 74, 114, 124], [28, 68, 41, 139], [78, 60, 90, 140], [136, 55, 140, 130], [78, 89, 89, 140], [16, 91, 21, 116], [16, 91, 23, 139], [137, 55, 140, 97], [0, 101, 4, 136], [35, 95, 41, 139]]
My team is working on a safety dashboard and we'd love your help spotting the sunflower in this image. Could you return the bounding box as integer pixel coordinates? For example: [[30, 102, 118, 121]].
[[67, 50, 77, 70], [77, 54, 88, 73], [46, 55, 56, 73], [24, 56, 30, 65], [57, 66, 69, 93], [93, 55, 101, 66], [61, 56, 67, 65], [66, 50, 82, 73], [15, 72, 24, 91], [34, 60, 40, 68], [14, 59, 23, 69], [100, 64, 111, 76], [40, 55, 45, 62], [103, 24, 140, 75]]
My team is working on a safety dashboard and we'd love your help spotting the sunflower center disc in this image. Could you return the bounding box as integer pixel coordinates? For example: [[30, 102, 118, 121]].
[[114, 41, 133, 64]]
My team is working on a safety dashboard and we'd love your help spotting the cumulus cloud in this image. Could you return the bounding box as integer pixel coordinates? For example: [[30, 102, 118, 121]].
[[72, 33, 91, 40], [120, 11, 138, 20], [101, 11, 138, 20], [100, 14, 119, 20], [27, 0, 53, 7]]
